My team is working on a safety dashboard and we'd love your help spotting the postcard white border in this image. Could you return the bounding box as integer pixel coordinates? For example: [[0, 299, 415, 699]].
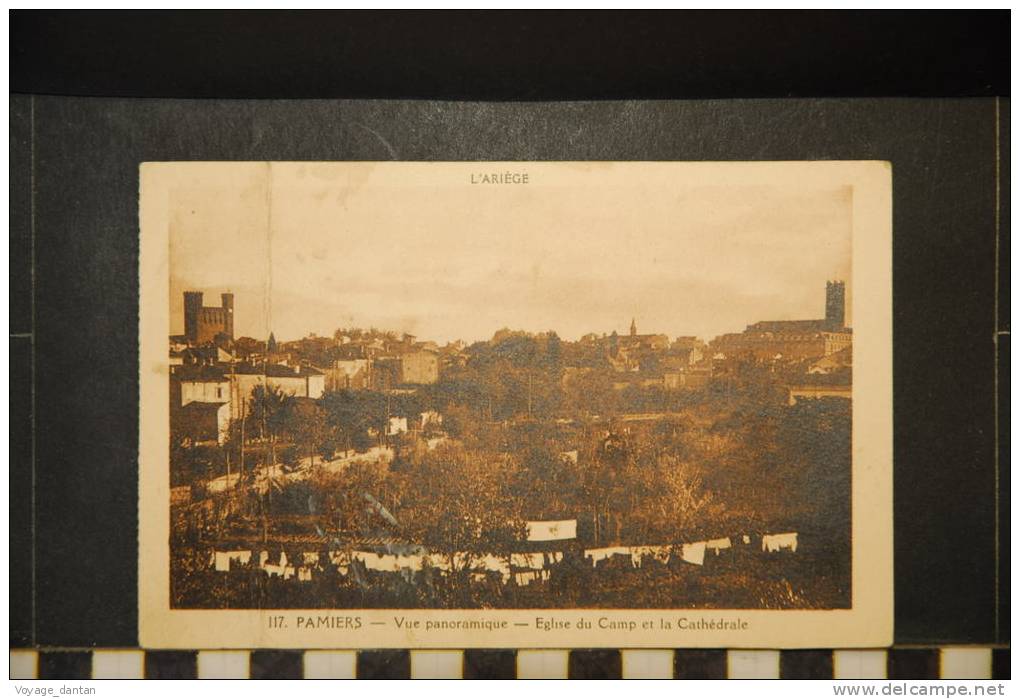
[[139, 161, 892, 649]]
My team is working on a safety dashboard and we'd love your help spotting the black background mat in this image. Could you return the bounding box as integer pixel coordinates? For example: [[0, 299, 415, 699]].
[[9, 10, 1009, 650]]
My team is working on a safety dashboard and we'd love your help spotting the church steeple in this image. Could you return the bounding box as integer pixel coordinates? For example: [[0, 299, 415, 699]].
[[630, 317, 637, 336]]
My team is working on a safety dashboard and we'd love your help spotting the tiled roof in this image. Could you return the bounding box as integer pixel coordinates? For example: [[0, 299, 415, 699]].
[[746, 319, 849, 334], [173, 365, 227, 382], [232, 363, 324, 378], [264, 363, 324, 378], [179, 400, 228, 416]]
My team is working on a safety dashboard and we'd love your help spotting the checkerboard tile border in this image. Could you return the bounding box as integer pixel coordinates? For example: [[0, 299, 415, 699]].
[[9, 647, 1007, 679]]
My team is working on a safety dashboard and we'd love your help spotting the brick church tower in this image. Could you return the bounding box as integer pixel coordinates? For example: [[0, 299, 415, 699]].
[[183, 291, 234, 344]]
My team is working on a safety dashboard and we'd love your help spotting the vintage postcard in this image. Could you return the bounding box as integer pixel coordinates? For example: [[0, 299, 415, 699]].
[[139, 161, 892, 648]]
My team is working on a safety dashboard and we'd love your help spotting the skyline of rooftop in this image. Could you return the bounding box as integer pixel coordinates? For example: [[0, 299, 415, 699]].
[[172, 279, 852, 347]]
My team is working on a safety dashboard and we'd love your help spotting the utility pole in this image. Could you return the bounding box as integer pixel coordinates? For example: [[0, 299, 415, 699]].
[[262, 377, 271, 543], [233, 361, 245, 489], [239, 398, 245, 485], [527, 371, 533, 419], [385, 391, 392, 448]]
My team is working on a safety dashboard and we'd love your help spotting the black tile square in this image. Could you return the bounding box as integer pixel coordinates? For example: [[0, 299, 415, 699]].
[[568, 650, 621, 679], [887, 649, 939, 679], [38, 651, 92, 680], [144, 651, 197, 679], [250, 650, 303, 680], [357, 650, 410, 679], [674, 649, 727, 679], [992, 649, 1010, 680], [780, 650, 834, 679], [463, 649, 516, 679]]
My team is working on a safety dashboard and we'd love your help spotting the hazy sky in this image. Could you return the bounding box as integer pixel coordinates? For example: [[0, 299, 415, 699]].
[[169, 163, 852, 344]]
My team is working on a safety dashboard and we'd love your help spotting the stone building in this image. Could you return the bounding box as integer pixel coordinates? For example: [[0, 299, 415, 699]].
[[399, 349, 439, 385], [324, 358, 373, 391], [228, 363, 326, 418]]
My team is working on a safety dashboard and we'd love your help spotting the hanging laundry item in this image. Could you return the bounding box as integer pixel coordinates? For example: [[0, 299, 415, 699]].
[[762, 532, 798, 552], [706, 538, 732, 555], [511, 552, 546, 570], [583, 547, 630, 568], [355, 551, 402, 572], [680, 542, 707, 566], [303, 552, 319, 565], [386, 416, 408, 436], [420, 410, 443, 429], [515, 571, 538, 586], [526, 519, 577, 542], [392, 554, 423, 571], [742, 535, 751, 545], [297, 566, 313, 582], [425, 552, 470, 573], [628, 545, 672, 567], [328, 551, 351, 575], [653, 545, 672, 564], [428, 555, 451, 572], [214, 550, 251, 572], [260, 552, 287, 575], [514, 570, 550, 586]]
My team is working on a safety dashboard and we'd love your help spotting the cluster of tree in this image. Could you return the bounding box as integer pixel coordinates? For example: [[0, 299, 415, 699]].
[[172, 344, 850, 566], [332, 326, 401, 343], [177, 387, 849, 540], [261, 412, 736, 551], [171, 392, 850, 614]]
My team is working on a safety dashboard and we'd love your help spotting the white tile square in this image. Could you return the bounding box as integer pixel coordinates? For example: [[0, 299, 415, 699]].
[[303, 650, 357, 679], [517, 649, 569, 679], [621, 649, 674, 679], [197, 650, 250, 679], [411, 650, 463, 679], [941, 648, 992, 679], [10, 651, 38, 680], [728, 650, 780, 679], [91, 650, 144, 679], [834, 650, 888, 679]]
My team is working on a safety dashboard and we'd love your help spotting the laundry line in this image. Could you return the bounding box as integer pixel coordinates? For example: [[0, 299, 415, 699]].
[[206, 531, 800, 582]]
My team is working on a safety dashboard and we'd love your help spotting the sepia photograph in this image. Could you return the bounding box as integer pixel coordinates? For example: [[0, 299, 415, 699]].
[[139, 162, 892, 648]]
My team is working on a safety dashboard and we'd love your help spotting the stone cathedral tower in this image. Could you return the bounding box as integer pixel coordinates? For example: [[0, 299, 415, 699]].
[[825, 280, 846, 330]]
